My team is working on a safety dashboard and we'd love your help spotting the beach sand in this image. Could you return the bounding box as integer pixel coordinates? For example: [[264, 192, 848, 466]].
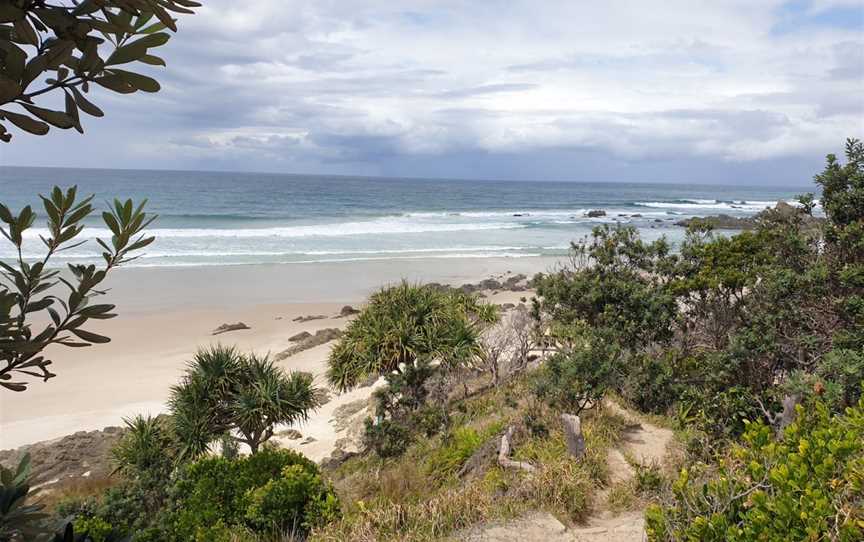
[[0, 256, 555, 459]]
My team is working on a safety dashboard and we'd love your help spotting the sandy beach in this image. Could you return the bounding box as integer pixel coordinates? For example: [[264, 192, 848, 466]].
[[0, 256, 555, 458]]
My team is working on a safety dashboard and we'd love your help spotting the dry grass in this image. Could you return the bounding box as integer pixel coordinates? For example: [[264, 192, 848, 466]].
[[311, 376, 632, 541], [36, 475, 118, 511]]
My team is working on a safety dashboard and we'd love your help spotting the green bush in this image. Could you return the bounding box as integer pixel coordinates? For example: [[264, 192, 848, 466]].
[[646, 394, 864, 541], [245, 464, 340, 533], [363, 417, 414, 459], [531, 336, 617, 415], [618, 351, 683, 414], [162, 447, 335, 540]]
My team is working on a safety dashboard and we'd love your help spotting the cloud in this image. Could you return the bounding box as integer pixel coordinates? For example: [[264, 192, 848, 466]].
[[2, 0, 862, 184]]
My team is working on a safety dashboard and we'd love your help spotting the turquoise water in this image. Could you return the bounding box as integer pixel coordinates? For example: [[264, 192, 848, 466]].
[[1, 167, 812, 268]]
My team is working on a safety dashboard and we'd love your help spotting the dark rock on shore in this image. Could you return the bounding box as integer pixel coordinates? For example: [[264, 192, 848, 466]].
[[293, 314, 327, 323], [337, 305, 360, 318], [585, 209, 606, 218], [212, 322, 250, 335], [275, 328, 342, 360], [288, 331, 313, 342]]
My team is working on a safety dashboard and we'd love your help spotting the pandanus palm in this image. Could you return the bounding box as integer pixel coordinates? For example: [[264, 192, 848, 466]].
[[169, 345, 319, 457], [327, 282, 497, 392]]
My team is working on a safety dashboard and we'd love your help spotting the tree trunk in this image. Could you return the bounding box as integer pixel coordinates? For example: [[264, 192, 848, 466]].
[[560, 413, 586, 459], [498, 426, 535, 472]]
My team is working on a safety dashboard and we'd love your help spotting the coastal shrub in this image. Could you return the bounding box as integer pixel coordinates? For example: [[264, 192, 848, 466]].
[[645, 393, 864, 542], [531, 336, 618, 415], [244, 465, 341, 534], [0, 189, 155, 391], [169, 345, 320, 456], [618, 351, 683, 414], [0, 0, 199, 142], [533, 225, 677, 350], [162, 447, 338, 540]]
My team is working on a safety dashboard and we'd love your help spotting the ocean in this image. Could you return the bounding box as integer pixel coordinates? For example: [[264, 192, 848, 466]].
[[1, 167, 813, 268]]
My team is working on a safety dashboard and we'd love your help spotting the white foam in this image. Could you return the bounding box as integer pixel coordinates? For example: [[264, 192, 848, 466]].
[[635, 201, 772, 212], [21, 218, 525, 241]]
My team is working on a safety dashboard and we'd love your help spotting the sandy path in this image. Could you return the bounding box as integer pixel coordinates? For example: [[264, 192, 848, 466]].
[[468, 401, 674, 542]]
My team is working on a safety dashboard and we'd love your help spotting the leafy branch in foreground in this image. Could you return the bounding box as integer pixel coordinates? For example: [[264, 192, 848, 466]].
[[0, 186, 156, 391], [0, 0, 201, 142]]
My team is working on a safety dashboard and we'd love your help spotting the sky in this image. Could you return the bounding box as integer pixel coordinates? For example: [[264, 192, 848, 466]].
[[2, 0, 863, 185]]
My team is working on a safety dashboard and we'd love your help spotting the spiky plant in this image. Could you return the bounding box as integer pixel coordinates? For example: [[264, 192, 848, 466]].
[[0, 454, 48, 541], [169, 346, 320, 456], [112, 415, 176, 479], [327, 281, 497, 392]]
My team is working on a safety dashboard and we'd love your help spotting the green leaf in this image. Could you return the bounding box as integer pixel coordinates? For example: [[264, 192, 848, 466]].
[[0, 109, 49, 135], [20, 104, 75, 129], [139, 21, 168, 34], [139, 54, 166, 67], [94, 74, 136, 94], [71, 328, 111, 344], [64, 91, 83, 134], [12, 18, 38, 46], [70, 88, 104, 118], [102, 212, 121, 235], [111, 69, 161, 93]]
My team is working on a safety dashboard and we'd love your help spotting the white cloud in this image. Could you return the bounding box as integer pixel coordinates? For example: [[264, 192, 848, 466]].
[[2, 0, 862, 183]]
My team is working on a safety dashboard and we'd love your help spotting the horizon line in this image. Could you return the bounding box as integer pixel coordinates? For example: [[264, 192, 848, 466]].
[[0, 164, 815, 191]]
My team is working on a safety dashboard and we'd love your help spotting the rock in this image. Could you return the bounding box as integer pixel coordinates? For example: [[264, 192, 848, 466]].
[[300, 436, 317, 445], [674, 214, 755, 229], [0, 426, 125, 489], [279, 429, 303, 440], [631, 213, 642, 218], [585, 209, 606, 218], [292, 314, 327, 323], [274, 328, 342, 360], [774, 200, 798, 217], [320, 448, 359, 470], [653, 218, 663, 223], [338, 305, 360, 317], [332, 398, 371, 432], [212, 322, 250, 335], [501, 303, 516, 311], [288, 331, 313, 342], [458, 433, 501, 479]]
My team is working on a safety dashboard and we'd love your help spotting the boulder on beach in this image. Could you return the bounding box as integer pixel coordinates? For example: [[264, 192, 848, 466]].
[[293, 314, 327, 323], [212, 322, 250, 335], [338, 305, 360, 317], [585, 209, 606, 218], [275, 328, 343, 360], [288, 331, 313, 342]]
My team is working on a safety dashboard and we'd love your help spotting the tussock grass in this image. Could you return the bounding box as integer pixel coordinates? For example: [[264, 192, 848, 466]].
[[312, 375, 631, 541], [39, 475, 118, 511]]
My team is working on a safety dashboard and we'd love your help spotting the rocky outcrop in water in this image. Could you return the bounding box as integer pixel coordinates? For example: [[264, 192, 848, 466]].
[[674, 200, 824, 230]]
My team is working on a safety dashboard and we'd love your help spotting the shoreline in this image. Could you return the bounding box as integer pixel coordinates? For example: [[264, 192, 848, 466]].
[[0, 256, 553, 453]]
